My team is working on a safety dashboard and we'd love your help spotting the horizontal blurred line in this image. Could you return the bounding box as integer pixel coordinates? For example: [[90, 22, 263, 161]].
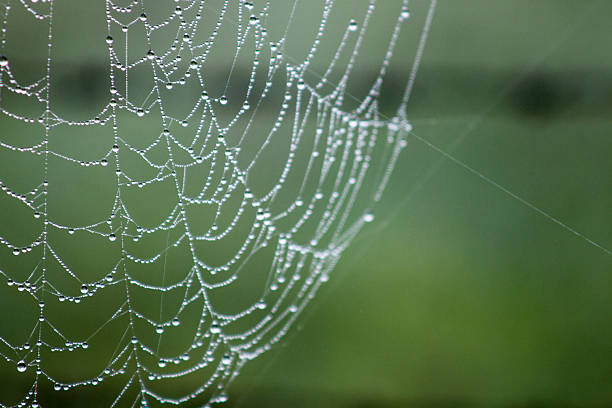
[[3, 58, 612, 119], [406, 65, 612, 119]]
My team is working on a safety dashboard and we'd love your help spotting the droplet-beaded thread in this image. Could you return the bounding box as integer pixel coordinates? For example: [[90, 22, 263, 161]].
[[0, 0, 427, 406]]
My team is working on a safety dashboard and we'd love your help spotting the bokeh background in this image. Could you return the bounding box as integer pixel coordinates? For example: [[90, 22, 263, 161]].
[[1, 0, 612, 407], [229, 1, 612, 407]]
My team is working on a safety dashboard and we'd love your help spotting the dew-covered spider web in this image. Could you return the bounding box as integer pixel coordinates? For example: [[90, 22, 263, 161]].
[[0, 0, 433, 406]]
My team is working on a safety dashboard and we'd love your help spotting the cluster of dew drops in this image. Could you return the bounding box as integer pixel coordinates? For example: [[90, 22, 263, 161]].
[[0, 1, 416, 407]]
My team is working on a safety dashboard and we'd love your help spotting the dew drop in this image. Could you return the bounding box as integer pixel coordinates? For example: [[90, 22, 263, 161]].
[[80, 284, 88, 294], [348, 19, 358, 32], [363, 213, 374, 223], [219, 95, 228, 105], [105, 36, 113, 45], [108, 233, 117, 242], [155, 326, 164, 334], [17, 360, 26, 373]]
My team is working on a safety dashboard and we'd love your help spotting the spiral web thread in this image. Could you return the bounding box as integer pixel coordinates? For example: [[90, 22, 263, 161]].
[[0, 0, 426, 406]]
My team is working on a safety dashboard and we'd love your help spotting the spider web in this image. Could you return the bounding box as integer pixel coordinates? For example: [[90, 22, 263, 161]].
[[0, 0, 431, 406]]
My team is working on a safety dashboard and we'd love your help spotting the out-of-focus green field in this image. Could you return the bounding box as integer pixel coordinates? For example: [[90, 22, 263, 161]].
[[1, 1, 612, 407], [235, 116, 612, 408], [226, 2, 612, 407]]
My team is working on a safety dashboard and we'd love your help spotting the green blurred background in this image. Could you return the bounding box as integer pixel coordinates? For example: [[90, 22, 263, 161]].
[[228, 1, 612, 407], [1, 0, 612, 407]]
